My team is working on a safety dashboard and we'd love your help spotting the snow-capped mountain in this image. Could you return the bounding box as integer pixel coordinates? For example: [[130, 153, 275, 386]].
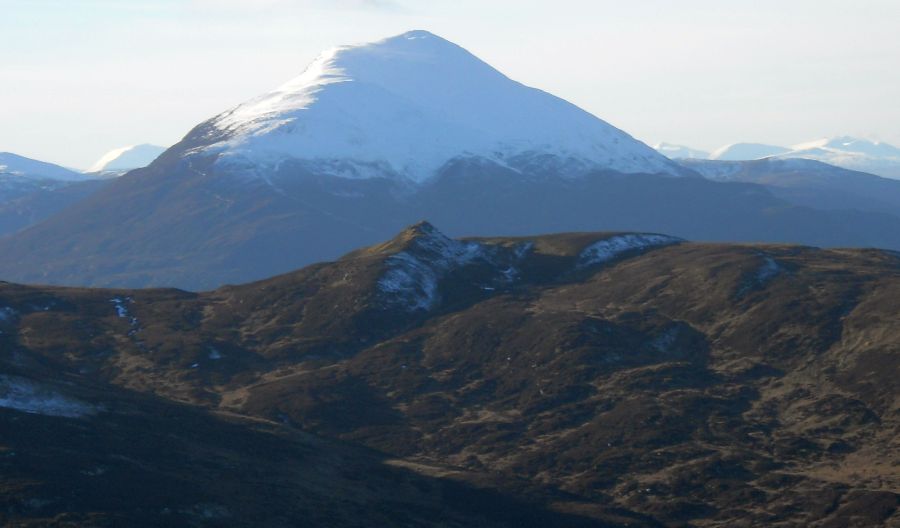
[[0, 152, 85, 181], [653, 143, 709, 160], [790, 137, 900, 160], [184, 30, 686, 182], [777, 137, 900, 179], [88, 144, 167, 174], [699, 137, 900, 179], [709, 143, 790, 161], [4, 31, 900, 290]]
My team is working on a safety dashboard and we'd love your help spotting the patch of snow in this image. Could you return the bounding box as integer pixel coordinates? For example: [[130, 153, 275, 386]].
[[378, 229, 538, 311], [756, 255, 782, 283], [491, 242, 534, 290], [737, 253, 783, 296], [0, 375, 97, 418], [497, 242, 533, 283], [110, 297, 130, 318], [27, 301, 56, 312], [378, 228, 540, 311], [378, 227, 486, 311], [208, 347, 223, 360], [197, 30, 683, 183], [110, 297, 140, 335], [513, 242, 534, 259], [578, 234, 682, 267]]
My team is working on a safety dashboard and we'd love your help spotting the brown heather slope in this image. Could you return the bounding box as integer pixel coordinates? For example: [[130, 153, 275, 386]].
[[1, 223, 899, 526]]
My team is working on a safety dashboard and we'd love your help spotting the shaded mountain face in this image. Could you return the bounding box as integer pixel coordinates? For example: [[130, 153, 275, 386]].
[[1, 224, 898, 526], [0, 178, 110, 237], [6, 159, 900, 290], [680, 157, 900, 218]]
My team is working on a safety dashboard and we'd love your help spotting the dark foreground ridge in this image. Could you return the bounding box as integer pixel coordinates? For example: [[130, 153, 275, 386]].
[[1, 223, 898, 526]]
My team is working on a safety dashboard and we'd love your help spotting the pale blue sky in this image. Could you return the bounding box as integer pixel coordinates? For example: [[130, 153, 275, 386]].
[[2, 0, 898, 168]]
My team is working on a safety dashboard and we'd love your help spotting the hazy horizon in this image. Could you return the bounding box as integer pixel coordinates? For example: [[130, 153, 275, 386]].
[[3, 0, 899, 169]]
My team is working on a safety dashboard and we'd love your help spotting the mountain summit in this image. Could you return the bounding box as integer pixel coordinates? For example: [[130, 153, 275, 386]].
[[182, 30, 683, 182], [88, 144, 167, 174], [0, 152, 86, 181]]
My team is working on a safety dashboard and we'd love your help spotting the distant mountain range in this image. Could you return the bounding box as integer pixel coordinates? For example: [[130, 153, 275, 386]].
[[0, 152, 111, 236], [656, 137, 900, 179], [653, 142, 709, 160], [1, 31, 900, 290], [0, 152, 86, 181], [0, 145, 165, 236]]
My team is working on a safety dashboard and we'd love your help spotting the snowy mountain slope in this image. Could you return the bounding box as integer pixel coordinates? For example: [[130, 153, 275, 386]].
[[791, 136, 900, 159], [577, 233, 682, 266], [185, 30, 686, 182], [709, 143, 790, 161], [776, 137, 900, 179], [699, 137, 900, 179], [653, 143, 709, 160], [88, 144, 167, 174], [0, 152, 85, 181]]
